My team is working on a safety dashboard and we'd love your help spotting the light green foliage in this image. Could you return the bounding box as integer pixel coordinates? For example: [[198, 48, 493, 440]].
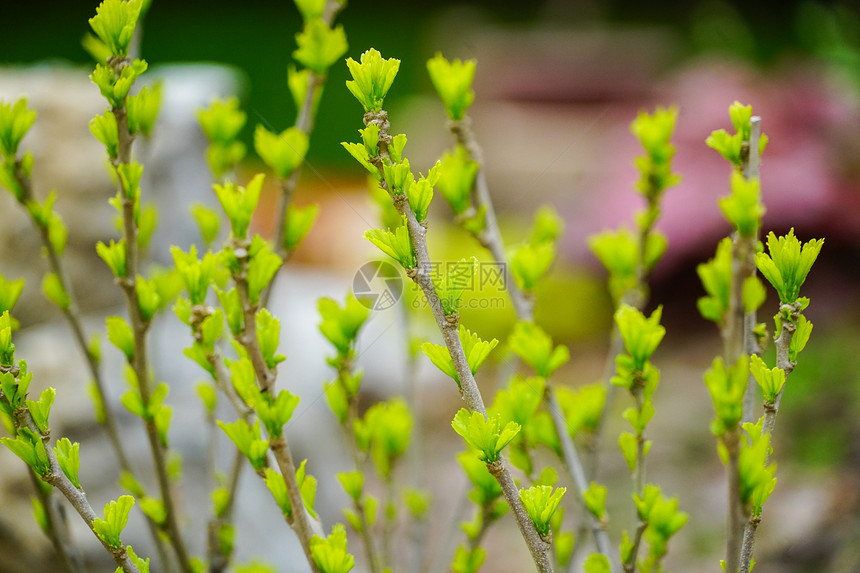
[[310, 524, 355, 573], [0, 273, 24, 317], [640, 487, 688, 560], [171, 245, 217, 306], [432, 257, 477, 315], [630, 105, 680, 198], [318, 294, 370, 357], [139, 496, 167, 527], [106, 315, 134, 362], [519, 484, 566, 537], [406, 162, 440, 223], [364, 223, 414, 269], [706, 101, 769, 168], [345, 48, 400, 113], [293, 20, 348, 74], [246, 241, 283, 305], [584, 553, 612, 573], [742, 275, 766, 314], [435, 145, 478, 215], [0, 99, 37, 158], [92, 495, 135, 549], [786, 313, 812, 362], [26, 192, 69, 256], [25, 387, 55, 434], [41, 273, 68, 311], [531, 205, 565, 245], [749, 354, 785, 404], [451, 545, 486, 573], [324, 371, 362, 424], [589, 228, 664, 302], [403, 487, 432, 519], [1, 427, 50, 476], [457, 451, 503, 507], [213, 173, 265, 239], [89, 110, 120, 159], [284, 203, 319, 251], [119, 546, 150, 573], [508, 321, 570, 378], [31, 496, 49, 533], [510, 241, 555, 292], [295, 459, 319, 518], [126, 83, 161, 137], [218, 419, 269, 471], [426, 53, 477, 121], [87, 382, 107, 424], [697, 237, 733, 323], [615, 304, 665, 372], [421, 325, 498, 388], [739, 419, 776, 516], [196, 382, 217, 416], [341, 141, 379, 178], [190, 203, 221, 246], [216, 287, 244, 336], [452, 408, 520, 463], [135, 275, 161, 322], [234, 562, 275, 573], [337, 471, 364, 502], [720, 172, 764, 238], [755, 229, 823, 303], [489, 376, 544, 474], [582, 481, 607, 520], [88, 0, 143, 57], [255, 125, 310, 180], [228, 358, 257, 407], [116, 162, 143, 200], [382, 158, 412, 196], [556, 383, 606, 438], [90, 60, 148, 109], [256, 308, 286, 370], [353, 398, 412, 479], [197, 97, 247, 177], [136, 204, 158, 251], [288, 64, 323, 118], [0, 312, 18, 367], [256, 389, 300, 439], [704, 356, 748, 437]]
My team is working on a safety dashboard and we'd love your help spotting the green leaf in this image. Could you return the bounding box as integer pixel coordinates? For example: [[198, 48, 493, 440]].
[[508, 321, 569, 378], [488, 375, 544, 429], [0, 273, 25, 315], [218, 419, 269, 471], [293, 20, 348, 75], [406, 162, 439, 223], [355, 399, 413, 480], [196, 382, 217, 415], [749, 354, 785, 405], [92, 495, 135, 549], [88, 0, 143, 57], [614, 304, 665, 371], [719, 171, 764, 237], [197, 97, 246, 146], [421, 325, 497, 388], [190, 203, 221, 245], [126, 83, 161, 137], [97, 239, 128, 278], [619, 432, 638, 472], [426, 53, 477, 121], [2, 427, 51, 476], [432, 257, 477, 315], [451, 545, 486, 573], [283, 203, 319, 251], [337, 471, 364, 502], [345, 48, 401, 113], [318, 295, 370, 356], [310, 524, 355, 573], [293, 0, 325, 21], [213, 173, 265, 239], [755, 228, 824, 303], [582, 481, 607, 520], [364, 223, 415, 269], [341, 141, 379, 178], [630, 105, 680, 198], [89, 110, 119, 159], [26, 387, 55, 434], [256, 308, 286, 370], [704, 356, 748, 436], [171, 245, 218, 306], [530, 205, 564, 245], [246, 240, 282, 305], [555, 383, 606, 437], [519, 484, 567, 537], [435, 145, 477, 214], [742, 276, 766, 314], [510, 241, 555, 291], [451, 408, 520, 463], [41, 273, 70, 311], [257, 390, 300, 439], [0, 99, 37, 157], [264, 467, 291, 517], [0, 312, 17, 367], [135, 275, 161, 322], [216, 287, 243, 336], [697, 237, 733, 323], [254, 125, 309, 180], [106, 316, 135, 363], [139, 496, 166, 527], [584, 553, 612, 573]]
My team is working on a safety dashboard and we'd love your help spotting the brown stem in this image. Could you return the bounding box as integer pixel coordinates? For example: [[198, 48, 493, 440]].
[[622, 520, 648, 573], [724, 429, 745, 573]]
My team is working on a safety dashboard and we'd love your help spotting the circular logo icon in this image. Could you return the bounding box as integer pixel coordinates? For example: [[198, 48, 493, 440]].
[[352, 261, 403, 311]]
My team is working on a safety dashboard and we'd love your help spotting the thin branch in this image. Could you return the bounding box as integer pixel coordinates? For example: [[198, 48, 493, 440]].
[[622, 520, 648, 573], [741, 117, 762, 426], [28, 471, 85, 573], [108, 62, 193, 573], [232, 257, 323, 573], [367, 109, 553, 573]]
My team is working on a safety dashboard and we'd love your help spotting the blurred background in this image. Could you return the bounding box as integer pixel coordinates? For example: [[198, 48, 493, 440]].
[[1, 0, 859, 572]]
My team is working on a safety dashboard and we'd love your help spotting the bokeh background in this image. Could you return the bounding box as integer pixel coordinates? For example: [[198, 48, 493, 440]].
[[1, 1, 859, 572]]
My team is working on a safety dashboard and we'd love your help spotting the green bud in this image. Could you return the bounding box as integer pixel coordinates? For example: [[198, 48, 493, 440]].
[[697, 237, 733, 323], [0, 273, 25, 315], [254, 125, 309, 180], [520, 484, 567, 537], [171, 245, 218, 306], [337, 471, 364, 502], [615, 304, 665, 371], [345, 48, 400, 113], [435, 145, 477, 214], [196, 382, 217, 415], [293, 0, 325, 21], [406, 162, 439, 223], [88, 0, 143, 57], [510, 241, 555, 292], [197, 97, 247, 146], [89, 110, 119, 159], [256, 308, 286, 369], [451, 408, 520, 463], [288, 64, 323, 119], [451, 545, 486, 573], [318, 294, 370, 356], [749, 354, 785, 405], [0, 99, 37, 157], [218, 419, 269, 471], [704, 355, 748, 436], [106, 315, 135, 363], [126, 82, 161, 137], [310, 524, 355, 573], [1, 427, 51, 477], [139, 496, 167, 527], [432, 257, 477, 316], [283, 203, 319, 251], [426, 53, 477, 121], [257, 389, 300, 439], [26, 387, 56, 434], [216, 287, 243, 336], [364, 222, 415, 269], [507, 321, 569, 379], [720, 172, 764, 237], [246, 240, 282, 305], [293, 20, 348, 75], [189, 203, 221, 246], [92, 495, 135, 549], [421, 325, 498, 388], [213, 173, 265, 239], [755, 228, 823, 304]]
